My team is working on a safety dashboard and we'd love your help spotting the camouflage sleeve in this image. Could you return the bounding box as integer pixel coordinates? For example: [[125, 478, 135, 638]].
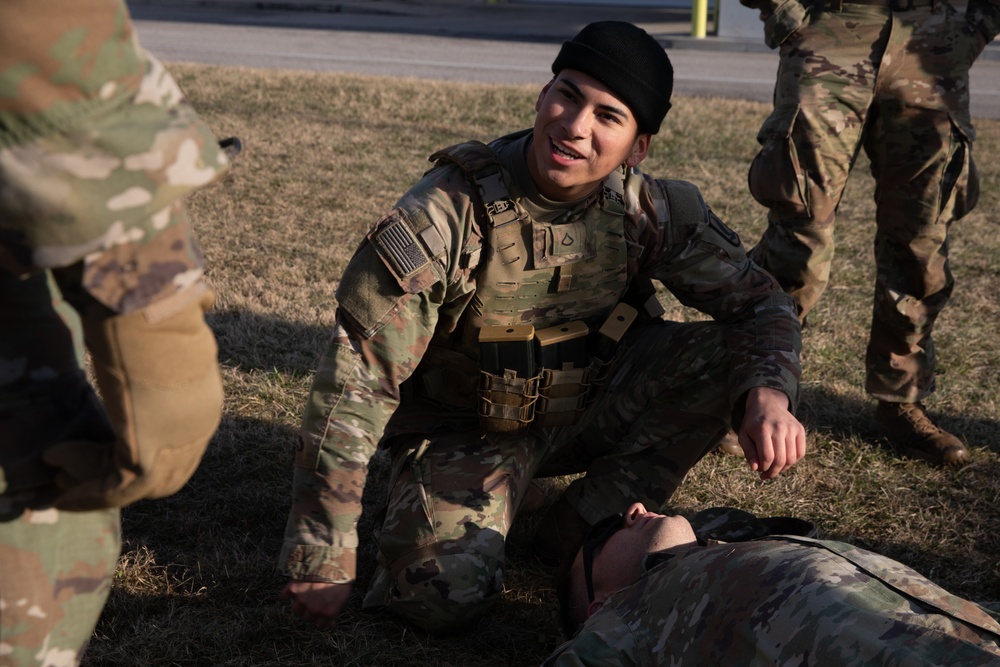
[[735, 0, 809, 49], [967, 0, 1000, 43], [0, 0, 229, 314], [544, 540, 1000, 666], [640, 177, 802, 414], [278, 165, 478, 583], [542, 629, 636, 666]]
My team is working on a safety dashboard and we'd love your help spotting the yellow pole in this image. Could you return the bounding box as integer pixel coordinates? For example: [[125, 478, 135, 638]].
[[691, 0, 708, 38]]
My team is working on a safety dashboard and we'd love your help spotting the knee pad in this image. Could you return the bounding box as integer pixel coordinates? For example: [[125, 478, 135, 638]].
[[44, 284, 223, 509], [382, 547, 504, 634]]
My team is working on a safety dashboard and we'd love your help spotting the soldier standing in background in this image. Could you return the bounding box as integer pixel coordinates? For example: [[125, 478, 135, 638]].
[[0, 1, 230, 664], [741, 0, 1000, 465], [546, 502, 1000, 665], [280, 21, 805, 634]]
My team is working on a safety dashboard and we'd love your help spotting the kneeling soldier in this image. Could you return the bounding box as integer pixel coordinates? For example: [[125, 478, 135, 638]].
[[278, 21, 805, 633]]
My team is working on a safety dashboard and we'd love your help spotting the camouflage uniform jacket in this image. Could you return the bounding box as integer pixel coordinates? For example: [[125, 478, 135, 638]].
[[0, 0, 228, 311], [279, 131, 801, 584], [544, 536, 1000, 666], [739, 0, 1000, 49]]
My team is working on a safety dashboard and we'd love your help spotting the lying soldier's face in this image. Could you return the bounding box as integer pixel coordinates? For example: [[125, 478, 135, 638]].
[[576, 502, 696, 607]]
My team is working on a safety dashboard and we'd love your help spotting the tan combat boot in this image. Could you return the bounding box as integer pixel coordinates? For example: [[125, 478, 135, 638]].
[[874, 401, 969, 466]]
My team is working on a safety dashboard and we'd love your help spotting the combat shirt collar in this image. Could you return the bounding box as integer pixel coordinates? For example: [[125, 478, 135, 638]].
[[642, 537, 725, 573], [493, 131, 600, 223]]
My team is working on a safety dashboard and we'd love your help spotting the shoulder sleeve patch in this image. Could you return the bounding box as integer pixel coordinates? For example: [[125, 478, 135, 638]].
[[366, 208, 443, 294], [335, 207, 446, 336], [336, 242, 407, 337], [371, 209, 432, 281]]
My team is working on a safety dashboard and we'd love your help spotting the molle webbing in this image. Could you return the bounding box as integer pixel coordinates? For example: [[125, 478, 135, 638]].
[[420, 138, 639, 429], [430, 137, 630, 330]]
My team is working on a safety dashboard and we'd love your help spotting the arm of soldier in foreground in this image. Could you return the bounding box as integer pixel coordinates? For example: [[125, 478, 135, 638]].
[[641, 182, 804, 476], [279, 167, 476, 626], [0, 1, 231, 509], [738, 385, 805, 479], [967, 0, 1000, 45]]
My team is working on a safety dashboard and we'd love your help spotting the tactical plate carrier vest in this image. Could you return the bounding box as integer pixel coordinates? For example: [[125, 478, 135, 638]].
[[409, 132, 677, 433]]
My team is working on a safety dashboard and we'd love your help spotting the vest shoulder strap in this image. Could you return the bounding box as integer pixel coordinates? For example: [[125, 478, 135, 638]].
[[429, 139, 523, 228], [663, 179, 707, 227]]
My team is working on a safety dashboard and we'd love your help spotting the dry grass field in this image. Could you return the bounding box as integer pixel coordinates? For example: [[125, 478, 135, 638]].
[[80, 64, 1000, 666]]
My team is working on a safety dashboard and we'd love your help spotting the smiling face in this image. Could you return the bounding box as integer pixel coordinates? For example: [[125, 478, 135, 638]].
[[526, 69, 651, 202]]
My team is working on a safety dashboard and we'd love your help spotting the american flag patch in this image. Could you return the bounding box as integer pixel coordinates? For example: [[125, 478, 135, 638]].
[[373, 215, 429, 278]]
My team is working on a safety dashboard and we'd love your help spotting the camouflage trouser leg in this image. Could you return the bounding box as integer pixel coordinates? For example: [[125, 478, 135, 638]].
[[748, 4, 981, 401], [0, 507, 120, 667], [862, 5, 980, 401], [362, 430, 545, 632], [1, 270, 121, 666], [747, 5, 882, 319], [545, 320, 732, 525]]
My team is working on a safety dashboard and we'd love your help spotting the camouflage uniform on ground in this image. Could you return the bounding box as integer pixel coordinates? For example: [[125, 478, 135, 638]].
[[0, 1, 229, 665], [544, 536, 1000, 665], [279, 130, 802, 632], [742, 0, 998, 402]]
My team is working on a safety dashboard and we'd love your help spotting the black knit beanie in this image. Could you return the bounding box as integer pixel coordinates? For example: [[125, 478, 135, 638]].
[[551, 21, 673, 134]]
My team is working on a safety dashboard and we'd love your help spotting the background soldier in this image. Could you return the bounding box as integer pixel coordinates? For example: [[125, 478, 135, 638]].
[[741, 0, 1000, 465], [279, 21, 805, 633], [0, 1, 230, 664], [547, 503, 1000, 665]]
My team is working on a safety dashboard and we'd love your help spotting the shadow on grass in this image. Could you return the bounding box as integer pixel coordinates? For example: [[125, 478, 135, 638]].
[[208, 308, 331, 376], [790, 386, 1000, 602]]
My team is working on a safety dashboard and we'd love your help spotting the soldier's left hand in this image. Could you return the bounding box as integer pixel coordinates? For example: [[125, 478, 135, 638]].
[[737, 387, 806, 480]]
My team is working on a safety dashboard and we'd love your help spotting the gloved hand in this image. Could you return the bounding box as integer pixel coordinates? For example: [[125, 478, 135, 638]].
[[43, 284, 223, 510]]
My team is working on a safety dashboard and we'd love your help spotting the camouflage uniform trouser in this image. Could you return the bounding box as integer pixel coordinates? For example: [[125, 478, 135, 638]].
[[0, 270, 121, 667], [747, 1, 982, 402], [362, 320, 732, 632], [0, 508, 119, 667]]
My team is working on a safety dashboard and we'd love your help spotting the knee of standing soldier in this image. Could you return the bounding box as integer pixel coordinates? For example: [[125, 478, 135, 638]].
[[748, 153, 837, 227], [384, 540, 505, 633]]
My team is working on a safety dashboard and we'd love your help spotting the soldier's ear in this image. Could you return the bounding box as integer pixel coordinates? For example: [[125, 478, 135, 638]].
[[625, 134, 651, 168], [586, 597, 605, 619], [536, 78, 555, 112]]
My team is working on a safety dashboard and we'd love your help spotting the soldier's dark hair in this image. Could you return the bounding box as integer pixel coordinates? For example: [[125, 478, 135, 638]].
[[554, 549, 589, 639], [551, 21, 673, 135]]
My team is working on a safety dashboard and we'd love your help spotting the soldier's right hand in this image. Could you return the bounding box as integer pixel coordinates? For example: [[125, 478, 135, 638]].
[[280, 580, 352, 628]]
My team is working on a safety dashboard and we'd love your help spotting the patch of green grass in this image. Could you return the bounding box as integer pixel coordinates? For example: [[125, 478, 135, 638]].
[[80, 65, 1000, 666]]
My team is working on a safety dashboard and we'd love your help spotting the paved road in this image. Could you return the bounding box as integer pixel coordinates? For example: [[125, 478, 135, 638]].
[[132, 17, 781, 101], [130, 2, 1000, 118]]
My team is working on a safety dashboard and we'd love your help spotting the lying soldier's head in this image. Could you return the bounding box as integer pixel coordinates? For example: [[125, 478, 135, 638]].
[[555, 502, 697, 637]]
